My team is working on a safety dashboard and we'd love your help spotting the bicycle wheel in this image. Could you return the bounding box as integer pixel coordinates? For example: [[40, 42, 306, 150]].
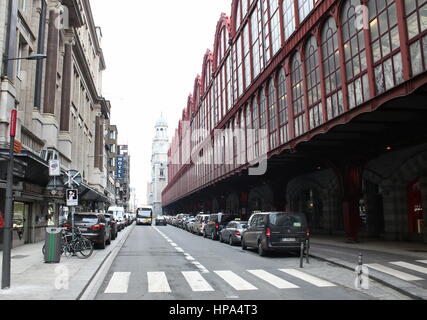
[[74, 238, 93, 259]]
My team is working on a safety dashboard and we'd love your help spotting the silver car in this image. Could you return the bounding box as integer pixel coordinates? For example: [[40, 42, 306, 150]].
[[219, 221, 248, 246], [192, 214, 210, 235]]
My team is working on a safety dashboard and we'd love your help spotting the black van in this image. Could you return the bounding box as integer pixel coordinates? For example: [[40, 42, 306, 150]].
[[241, 212, 309, 256]]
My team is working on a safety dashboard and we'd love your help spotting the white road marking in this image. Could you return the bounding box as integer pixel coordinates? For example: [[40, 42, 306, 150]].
[[147, 272, 172, 293], [171, 243, 178, 247], [417, 260, 427, 265], [192, 262, 209, 274], [175, 247, 184, 253], [390, 262, 427, 275], [248, 270, 299, 289], [214, 271, 258, 291], [279, 269, 336, 287], [182, 271, 215, 292], [185, 255, 195, 261], [366, 264, 423, 281], [104, 272, 131, 294]]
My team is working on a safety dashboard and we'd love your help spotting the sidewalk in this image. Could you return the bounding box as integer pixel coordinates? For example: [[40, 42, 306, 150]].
[[0, 224, 134, 300], [309, 235, 427, 300]]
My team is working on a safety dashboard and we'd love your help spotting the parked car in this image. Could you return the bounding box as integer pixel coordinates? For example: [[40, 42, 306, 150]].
[[176, 214, 190, 229], [104, 213, 118, 240], [241, 212, 310, 256], [107, 206, 125, 231], [155, 216, 167, 226], [185, 217, 196, 232], [219, 220, 248, 245], [192, 214, 210, 235], [71, 212, 111, 249], [204, 213, 239, 240]]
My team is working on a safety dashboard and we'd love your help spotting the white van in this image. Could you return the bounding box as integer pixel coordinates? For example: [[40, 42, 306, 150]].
[[108, 206, 125, 231]]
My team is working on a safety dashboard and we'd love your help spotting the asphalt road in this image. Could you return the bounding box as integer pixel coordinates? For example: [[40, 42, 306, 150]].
[[94, 225, 408, 300]]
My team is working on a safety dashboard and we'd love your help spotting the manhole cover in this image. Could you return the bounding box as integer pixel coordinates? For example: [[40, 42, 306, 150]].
[[12, 255, 29, 260]]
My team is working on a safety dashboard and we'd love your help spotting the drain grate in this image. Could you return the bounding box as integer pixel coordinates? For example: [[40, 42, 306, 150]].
[[12, 255, 29, 260]]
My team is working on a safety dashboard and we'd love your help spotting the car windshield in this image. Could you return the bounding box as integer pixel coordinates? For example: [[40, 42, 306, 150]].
[[269, 213, 307, 228], [137, 211, 151, 218], [219, 215, 238, 224], [74, 215, 98, 224]]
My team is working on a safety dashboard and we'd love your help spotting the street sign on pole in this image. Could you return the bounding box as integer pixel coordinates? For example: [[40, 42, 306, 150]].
[[64, 170, 82, 188], [49, 160, 61, 176], [66, 189, 78, 207]]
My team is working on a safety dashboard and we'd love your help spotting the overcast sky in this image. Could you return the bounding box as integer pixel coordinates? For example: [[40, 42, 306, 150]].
[[90, 0, 231, 206]]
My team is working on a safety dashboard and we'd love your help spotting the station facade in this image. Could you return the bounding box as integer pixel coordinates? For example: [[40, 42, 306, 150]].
[[162, 0, 427, 243]]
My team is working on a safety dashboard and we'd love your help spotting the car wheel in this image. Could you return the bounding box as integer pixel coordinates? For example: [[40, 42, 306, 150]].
[[106, 234, 111, 245], [219, 233, 223, 243], [258, 241, 267, 257], [99, 237, 106, 249], [203, 231, 207, 238], [242, 237, 248, 250], [229, 236, 234, 246]]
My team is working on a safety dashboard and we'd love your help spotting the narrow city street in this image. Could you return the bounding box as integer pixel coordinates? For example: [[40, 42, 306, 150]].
[[94, 225, 409, 300]]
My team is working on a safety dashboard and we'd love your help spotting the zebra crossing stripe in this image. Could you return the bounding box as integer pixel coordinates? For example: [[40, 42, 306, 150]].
[[366, 264, 423, 281], [417, 260, 427, 265], [390, 262, 427, 275], [182, 271, 215, 292], [104, 272, 131, 294], [214, 271, 258, 291], [148, 272, 172, 293], [279, 269, 336, 287], [248, 270, 299, 289]]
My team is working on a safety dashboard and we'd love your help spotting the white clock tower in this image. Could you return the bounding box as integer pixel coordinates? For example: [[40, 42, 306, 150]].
[[147, 115, 169, 217]]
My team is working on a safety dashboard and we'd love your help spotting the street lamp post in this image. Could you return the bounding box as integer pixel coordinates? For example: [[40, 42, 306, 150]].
[[1, 53, 46, 290]]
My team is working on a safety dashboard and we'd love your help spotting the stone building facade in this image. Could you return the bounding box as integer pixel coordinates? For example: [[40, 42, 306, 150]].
[[0, 0, 117, 249]]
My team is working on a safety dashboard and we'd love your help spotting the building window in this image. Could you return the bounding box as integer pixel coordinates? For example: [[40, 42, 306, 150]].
[[342, 0, 370, 109], [268, 80, 278, 150], [291, 52, 306, 137], [251, 3, 264, 78], [369, 0, 403, 94], [298, 0, 315, 23], [277, 68, 289, 144], [283, 0, 296, 40], [252, 97, 260, 160], [321, 17, 344, 121], [243, 23, 251, 89], [405, 0, 427, 76], [305, 36, 323, 130]]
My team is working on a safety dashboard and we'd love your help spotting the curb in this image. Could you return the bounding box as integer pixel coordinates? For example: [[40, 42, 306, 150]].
[[77, 223, 135, 300], [309, 253, 425, 301]]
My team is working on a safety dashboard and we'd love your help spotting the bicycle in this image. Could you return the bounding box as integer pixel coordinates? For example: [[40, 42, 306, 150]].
[[42, 227, 94, 259]]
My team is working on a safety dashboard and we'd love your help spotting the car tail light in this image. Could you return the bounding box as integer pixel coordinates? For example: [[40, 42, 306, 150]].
[[63, 223, 72, 229], [91, 224, 105, 231], [266, 228, 271, 238], [306, 229, 310, 238], [234, 230, 241, 236], [215, 223, 219, 230]]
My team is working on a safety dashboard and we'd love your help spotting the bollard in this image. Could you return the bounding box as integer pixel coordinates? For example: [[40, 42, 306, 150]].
[[358, 253, 363, 288], [306, 239, 310, 264], [300, 241, 304, 268]]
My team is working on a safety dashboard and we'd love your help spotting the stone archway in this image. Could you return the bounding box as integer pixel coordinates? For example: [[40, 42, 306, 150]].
[[226, 193, 240, 215], [286, 169, 340, 234]]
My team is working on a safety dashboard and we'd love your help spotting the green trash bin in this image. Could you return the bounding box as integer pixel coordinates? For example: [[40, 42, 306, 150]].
[[44, 228, 63, 263]]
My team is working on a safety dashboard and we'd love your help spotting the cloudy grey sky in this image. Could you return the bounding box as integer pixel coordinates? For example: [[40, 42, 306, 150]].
[[90, 0, 231, 206]]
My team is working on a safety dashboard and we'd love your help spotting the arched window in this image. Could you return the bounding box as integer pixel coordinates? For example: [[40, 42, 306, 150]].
[[305, 36, 323, 129], [342, 0, 369, 109], [259, 88, 268, 155], [283, 0, 296, 40], [369, 0, 403, 94], [239, 107, 246, 165], [277, 68, 289, 144], [291, 52, 306, 137], [405, 0, 427, 75], [268, 79, 278, 150], [252, 96, 260, 159], [321, 17, 344, 120]]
